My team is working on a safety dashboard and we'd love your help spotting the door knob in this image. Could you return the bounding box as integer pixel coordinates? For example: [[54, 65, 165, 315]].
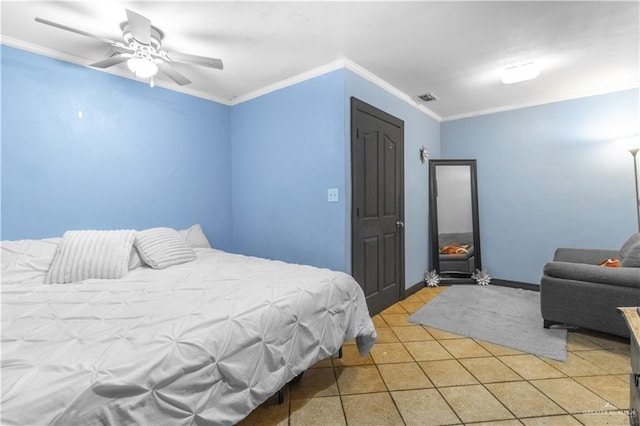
[[396, 220, 405, 229]]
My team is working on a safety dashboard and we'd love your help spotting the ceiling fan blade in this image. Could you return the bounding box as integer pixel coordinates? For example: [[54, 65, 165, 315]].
[[166, 51, 223, 70], [35, 17, 117, 45], [157, 62, 191, 86], [125, 9, 151, 45], [90, 55, 130, 69]]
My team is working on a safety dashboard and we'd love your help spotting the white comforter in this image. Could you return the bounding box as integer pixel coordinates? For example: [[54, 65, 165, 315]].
[[2, 248, 377, 425]]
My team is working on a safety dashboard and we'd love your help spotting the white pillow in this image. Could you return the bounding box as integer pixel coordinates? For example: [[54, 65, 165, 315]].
[[135, 227, 197, 269], [2, 238, 61, 284], [46, 230, 136, 284], [178, 224, 212, 248]]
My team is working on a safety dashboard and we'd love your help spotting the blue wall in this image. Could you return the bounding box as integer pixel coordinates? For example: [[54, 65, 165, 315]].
[[230, 70, 347, 271], [230, 67, 440, 286], [1, 46, 233, 249], [442, 89, 639, 284]]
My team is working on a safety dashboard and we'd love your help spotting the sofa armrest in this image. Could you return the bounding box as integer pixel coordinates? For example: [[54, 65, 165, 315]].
[[553, 248, 619, 265], [543, 261, 640, 289]]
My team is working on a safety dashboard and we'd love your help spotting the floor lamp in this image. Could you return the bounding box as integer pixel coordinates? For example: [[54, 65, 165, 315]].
[[617, 136, 640, 232]]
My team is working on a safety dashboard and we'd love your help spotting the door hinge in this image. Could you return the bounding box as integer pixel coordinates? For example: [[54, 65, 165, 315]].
[[356, 128, 359, 139]]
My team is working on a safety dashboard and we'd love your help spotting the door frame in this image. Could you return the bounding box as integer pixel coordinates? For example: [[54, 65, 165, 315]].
[[350, 97, 405, 310]]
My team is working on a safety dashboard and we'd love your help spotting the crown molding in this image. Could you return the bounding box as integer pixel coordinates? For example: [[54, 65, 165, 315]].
[[227, 59, 348, 105], [344, 59, 441, 121]]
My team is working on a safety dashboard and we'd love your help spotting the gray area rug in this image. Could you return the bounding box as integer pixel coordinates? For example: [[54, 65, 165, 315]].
[[409, 285, 567, 361]]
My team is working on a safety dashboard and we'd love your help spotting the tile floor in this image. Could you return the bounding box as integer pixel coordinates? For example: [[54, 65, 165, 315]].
[[239, 286, 632, 425]]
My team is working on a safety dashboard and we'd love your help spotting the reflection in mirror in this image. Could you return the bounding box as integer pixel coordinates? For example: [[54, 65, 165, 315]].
[[429, 160, 481, 284]]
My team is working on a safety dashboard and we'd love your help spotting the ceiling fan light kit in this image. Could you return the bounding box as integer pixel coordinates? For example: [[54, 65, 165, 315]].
[[500, 61, 540, 84], [127, 57, 158, 79], [34, 9, 223, 87]]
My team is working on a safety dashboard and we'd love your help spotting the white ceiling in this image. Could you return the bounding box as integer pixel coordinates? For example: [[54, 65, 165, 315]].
[[1, 1, 638, 121]]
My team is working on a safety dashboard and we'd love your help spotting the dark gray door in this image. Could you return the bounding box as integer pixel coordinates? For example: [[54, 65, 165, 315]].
[[351, 97, 404, 316]]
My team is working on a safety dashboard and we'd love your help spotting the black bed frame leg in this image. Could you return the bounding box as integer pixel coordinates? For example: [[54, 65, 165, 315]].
[[277, 389, 284, 404], [338, 346, 343, 358]]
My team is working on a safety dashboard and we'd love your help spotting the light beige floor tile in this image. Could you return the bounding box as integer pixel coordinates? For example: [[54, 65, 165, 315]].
[[573, 350, 631, 375], [403, 293, 425, 304], [439, 338, 492, 358], [377, 362, 433, 391], [460, 357, 522, 383], [399, 301, 425, 314], [498, 354, 565, 380], [381, 313, 412, 327], [341, 392, 404, 425], [289, 367, 338, 400], [440, 384, 514, 423], [476, 339, 526, 356], [404, 340, 453, 361], [423, 326, 464, 340], [289, 396, 346, 426], [331, 344, 374, 367], [370, 342, 414, 364], [472, 421, 523, 426], [391, 325, 433, 342], [545, 352, 608, 377], [382, 304, 408, 314], [418, 359, 478, 387], [309, 357, 333, 369], [531, 377, 614, 413], [567, 332, 604, 351], [486, 381, 566, 418], [521, 415, 582, 425], [372, 314, 388, 329], [375, 326, 400, 344], [579, 332, 630, 350], [391, 388, 460, 425], [574, 375, 630, 409], [238, 392, 289, 426], [415, 290, 442, 303], [573, 410, 633, 425], [616, 374, 630, 384], [335, 365, 386, 395]]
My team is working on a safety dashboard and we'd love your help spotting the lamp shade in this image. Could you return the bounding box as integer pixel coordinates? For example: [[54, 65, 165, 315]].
[[616, 136, 640, 153], [127, 57, 158, 79]]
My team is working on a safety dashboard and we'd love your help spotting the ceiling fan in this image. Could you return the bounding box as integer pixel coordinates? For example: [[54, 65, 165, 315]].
[[35, 9, 223, 86]]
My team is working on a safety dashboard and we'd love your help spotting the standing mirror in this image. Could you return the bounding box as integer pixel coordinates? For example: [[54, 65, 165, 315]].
[[429, 159, 482, 284]]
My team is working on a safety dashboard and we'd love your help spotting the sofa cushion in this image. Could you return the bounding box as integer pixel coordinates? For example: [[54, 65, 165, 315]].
[[622, 243, 640, 268], [620, 233, 640, 258]]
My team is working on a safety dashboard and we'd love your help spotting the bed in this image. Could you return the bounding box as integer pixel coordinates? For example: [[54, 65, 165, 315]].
[[1, 225, 377, 425]]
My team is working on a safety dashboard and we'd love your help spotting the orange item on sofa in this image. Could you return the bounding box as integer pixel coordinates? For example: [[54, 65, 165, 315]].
[[599, 258, 622, 267], [440, 244, 470, 255]]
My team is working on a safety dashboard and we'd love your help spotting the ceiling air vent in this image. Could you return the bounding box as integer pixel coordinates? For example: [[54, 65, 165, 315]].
[[418, 92, 439, 102]]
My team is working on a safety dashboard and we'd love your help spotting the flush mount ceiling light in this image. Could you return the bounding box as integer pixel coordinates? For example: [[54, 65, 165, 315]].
[[500, 61, 540, 84]]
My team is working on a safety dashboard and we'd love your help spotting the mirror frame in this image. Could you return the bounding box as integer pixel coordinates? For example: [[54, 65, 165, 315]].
[[429, 159, 482, 284]]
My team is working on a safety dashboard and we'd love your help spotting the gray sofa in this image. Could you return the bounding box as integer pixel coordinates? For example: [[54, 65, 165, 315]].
[[439, 232, 475, 274], [540, 233, 640, 338]]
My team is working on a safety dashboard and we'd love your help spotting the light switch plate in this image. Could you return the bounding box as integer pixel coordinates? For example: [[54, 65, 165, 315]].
[[327, 188, 339, 202]]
